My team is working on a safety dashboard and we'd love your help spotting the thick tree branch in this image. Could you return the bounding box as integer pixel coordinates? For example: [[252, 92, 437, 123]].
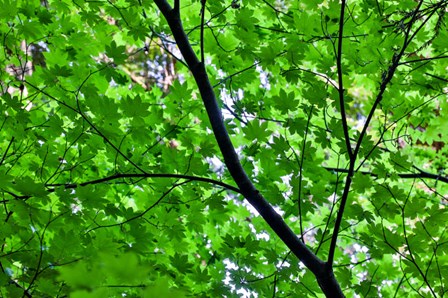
[[153, 0, 344, 296]]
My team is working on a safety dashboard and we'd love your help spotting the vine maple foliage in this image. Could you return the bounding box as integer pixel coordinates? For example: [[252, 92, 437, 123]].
[[1, 0, 447, 297]]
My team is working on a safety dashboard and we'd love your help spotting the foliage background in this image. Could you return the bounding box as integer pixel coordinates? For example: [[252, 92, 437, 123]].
[[0, 0, 447, 297]]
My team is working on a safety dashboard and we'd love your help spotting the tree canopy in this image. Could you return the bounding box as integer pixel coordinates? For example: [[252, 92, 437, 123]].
[[1, 0, 448, 297]]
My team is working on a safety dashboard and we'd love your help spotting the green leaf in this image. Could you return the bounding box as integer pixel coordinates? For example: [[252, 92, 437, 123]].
[[242, 120, 270, 142], [105, 41, 127, 64]]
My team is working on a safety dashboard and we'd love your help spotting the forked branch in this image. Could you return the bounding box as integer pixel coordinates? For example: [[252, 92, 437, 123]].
[[152, 0, 344, 296]]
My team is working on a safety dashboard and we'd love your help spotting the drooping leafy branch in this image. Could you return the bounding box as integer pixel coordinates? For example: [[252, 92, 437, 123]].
[[46, 173, 241, 194], [325, 166, 448, 185]]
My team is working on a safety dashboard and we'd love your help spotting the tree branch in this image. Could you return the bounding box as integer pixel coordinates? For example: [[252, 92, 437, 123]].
[[153, 0, 344, 296], [324, 166, 448, 184], [46, 173, 241, 194], [328, 0, 425, 267], [200, 0, 206, 63], [336, 0, 353, 159]]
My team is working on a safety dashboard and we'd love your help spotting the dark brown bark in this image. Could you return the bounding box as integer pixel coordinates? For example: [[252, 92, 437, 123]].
[[152, 1, 345, 296]]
